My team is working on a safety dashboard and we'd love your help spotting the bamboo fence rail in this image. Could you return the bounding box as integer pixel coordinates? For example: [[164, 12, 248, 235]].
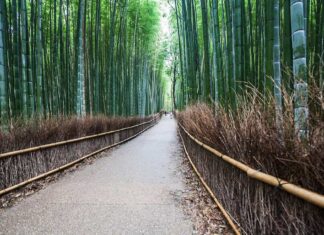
[[178, 123, 324, 208], [0, 115, 160, 196], [0, 122, 157, 196], [178, 129, 242, 235], [0, 115, 159, 159]]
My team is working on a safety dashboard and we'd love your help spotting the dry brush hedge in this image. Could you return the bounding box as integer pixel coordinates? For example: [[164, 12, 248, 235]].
[[177, 104, 324, 235], [0, 115, 159, 191]]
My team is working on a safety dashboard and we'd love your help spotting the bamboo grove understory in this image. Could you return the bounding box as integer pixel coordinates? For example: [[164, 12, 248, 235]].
[[0, 0, 167, 122], [171, 0, 323, 138]]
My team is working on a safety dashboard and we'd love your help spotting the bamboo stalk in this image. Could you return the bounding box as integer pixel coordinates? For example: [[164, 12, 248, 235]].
[[0, 121, 157, 197], [0, 115, 158, 159], [178, 123, 324, 208]]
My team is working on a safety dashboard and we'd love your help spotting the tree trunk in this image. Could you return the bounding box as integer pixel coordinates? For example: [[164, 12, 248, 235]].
[[76, 0, 86, 117], [273, 0, 283, 132], [0, 0, 8, 121], [290, 0, 309, 139], [36, 0, 43, 116]]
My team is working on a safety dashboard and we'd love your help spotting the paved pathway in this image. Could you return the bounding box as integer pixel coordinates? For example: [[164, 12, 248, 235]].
[[0, 116, 194, 234]]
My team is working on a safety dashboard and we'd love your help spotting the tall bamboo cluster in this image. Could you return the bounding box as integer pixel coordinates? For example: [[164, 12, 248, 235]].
[[173, 0, 323, 137], [0, 0, 165, 123]]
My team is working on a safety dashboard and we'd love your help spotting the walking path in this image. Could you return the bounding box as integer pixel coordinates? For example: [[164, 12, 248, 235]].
[[0, 116, 229, 234]]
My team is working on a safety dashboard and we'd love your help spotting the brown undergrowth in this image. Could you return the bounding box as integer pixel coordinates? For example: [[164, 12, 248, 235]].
[[178, 103, 324, 193], [177, 93, 324, 234], [0, 115, 152, 154], [0, 114, 157, 192]]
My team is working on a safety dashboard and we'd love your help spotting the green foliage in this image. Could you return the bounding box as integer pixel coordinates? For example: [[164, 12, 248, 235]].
[[172, 0, 323, 137], [0, 0, 167, 122]]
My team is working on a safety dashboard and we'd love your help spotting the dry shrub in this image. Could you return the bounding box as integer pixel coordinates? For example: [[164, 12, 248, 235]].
[[177, 89, 324, 234], [0, 115, 158, 191], [0, 115, 152, 154], [178, 100, 324, 193]]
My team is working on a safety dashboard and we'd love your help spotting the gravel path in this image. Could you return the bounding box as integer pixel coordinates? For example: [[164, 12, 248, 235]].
[[0, 116, 229, 235]]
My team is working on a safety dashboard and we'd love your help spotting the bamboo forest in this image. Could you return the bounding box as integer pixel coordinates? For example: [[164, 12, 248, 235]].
[[0, 0, 166, 119], [0, 0, 323, 234]]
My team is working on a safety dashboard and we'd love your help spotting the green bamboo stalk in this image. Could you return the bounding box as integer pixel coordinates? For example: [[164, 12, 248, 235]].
[[94, 0, 101, 114], [273, 0, 283, 131], [76, 0, 86, 117], [283, 0, 293, 95], [234, 0, 242, 92], [175, 0, 185, 109], [58, 0, 64, 114], [36, 0, 43, 116], [265, 0, 274, 94], [65, 0, 71, 115], [200, 0, 211, 101], [108, 0, 117, 115], [20, 0, 29, 118], [0, 0, 8, 121], [211, 0, 219, 104], [290, 0, 309, 139], [12, 0, 20, 117], [221, 0, 229, 108]]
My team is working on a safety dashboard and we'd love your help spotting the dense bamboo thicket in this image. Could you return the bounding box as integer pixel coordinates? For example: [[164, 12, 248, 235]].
[[171, 0, 323, 138], [0, 0, 167, 123]]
